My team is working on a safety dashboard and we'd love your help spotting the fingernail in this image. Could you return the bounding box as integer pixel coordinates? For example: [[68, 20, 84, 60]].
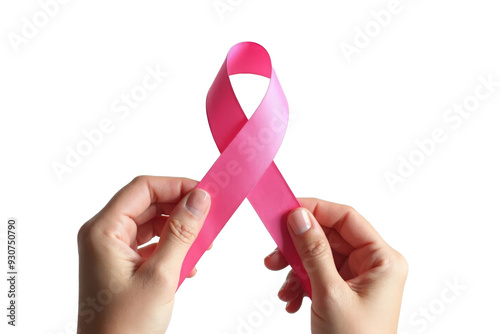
[[288, 209, 312, 235], [278, 282, 287, 297], [266, 249, 279, 259], [186, 189, 210, 218]]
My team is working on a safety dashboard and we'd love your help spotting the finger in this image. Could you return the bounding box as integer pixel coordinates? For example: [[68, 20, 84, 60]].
[[287, 208, 347, 297], [103, 176, 198, 222], [337, 256, 356, 280], [134, 202, 176, 225], [148, 188, 211, 278], [187, 267, 197, 278], [326, 229, 354, 256], [299, 198, 385, 249], [207, 243, 213, 250], [88, 176, 198, 247], [286, 293, 304, 314], [278, 271, 303, 302], [264, 249, 289, 271], [138, 243, 158, 260], [136, 216, 167, 246], [332, 250, 347, 272]]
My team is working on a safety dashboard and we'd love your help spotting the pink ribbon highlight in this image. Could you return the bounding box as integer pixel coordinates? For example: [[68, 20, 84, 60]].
[[178, 42, 312, 297]]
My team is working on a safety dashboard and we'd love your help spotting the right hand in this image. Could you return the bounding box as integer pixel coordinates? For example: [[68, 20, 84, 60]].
[[264, 198, 408, 334]]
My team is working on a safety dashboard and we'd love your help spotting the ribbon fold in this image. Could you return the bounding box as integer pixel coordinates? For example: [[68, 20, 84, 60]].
[[179, 42, 312, 297]]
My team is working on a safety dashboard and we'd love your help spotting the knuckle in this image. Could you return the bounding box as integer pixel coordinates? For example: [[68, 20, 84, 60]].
[[131, 175, 148, 185], [77, 224, 88, 245], [169, 219, 198, 245], [309, 197, 320, 203], [300, 239, 330, 266], [391, 250, 409, 277], [77, 223, 100, 250], [379, 248, 409, 278], [343, 205, 358, 218], [77, 220, 96, 247]]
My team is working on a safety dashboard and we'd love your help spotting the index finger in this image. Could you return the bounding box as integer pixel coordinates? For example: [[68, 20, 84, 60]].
[[298, 198, 385, 249], [104, 175, 198, 220]]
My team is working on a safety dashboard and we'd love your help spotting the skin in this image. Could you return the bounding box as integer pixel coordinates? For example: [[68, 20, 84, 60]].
[[77, 176, 211, 334], [265, 198, 409, 334], [77, 176, 407, 334]]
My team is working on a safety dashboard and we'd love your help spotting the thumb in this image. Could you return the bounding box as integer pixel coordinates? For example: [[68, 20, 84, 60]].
[[287, 208, 346, 297], [149, 188, 211, 278]]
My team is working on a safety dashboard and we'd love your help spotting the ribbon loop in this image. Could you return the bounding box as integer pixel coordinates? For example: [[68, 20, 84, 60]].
[[179, 42, 312, 298]]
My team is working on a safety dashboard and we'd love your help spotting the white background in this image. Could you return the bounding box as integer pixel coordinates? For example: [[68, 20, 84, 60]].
[[1, 0, 499, 333]]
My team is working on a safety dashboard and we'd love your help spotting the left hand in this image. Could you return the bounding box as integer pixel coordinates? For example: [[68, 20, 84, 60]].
[[77, 176, 211, 334]]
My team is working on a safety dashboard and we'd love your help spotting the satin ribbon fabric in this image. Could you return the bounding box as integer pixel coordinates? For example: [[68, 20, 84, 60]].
[[178, 42, 312, 297]]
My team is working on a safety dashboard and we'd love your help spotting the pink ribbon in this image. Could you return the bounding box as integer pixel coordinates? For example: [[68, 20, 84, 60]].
[[178, 42, 312, 297]]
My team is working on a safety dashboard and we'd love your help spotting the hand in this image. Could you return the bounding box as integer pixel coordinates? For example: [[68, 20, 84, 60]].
[[264, 198, 408, 334], [77, 176, 211, 334]]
